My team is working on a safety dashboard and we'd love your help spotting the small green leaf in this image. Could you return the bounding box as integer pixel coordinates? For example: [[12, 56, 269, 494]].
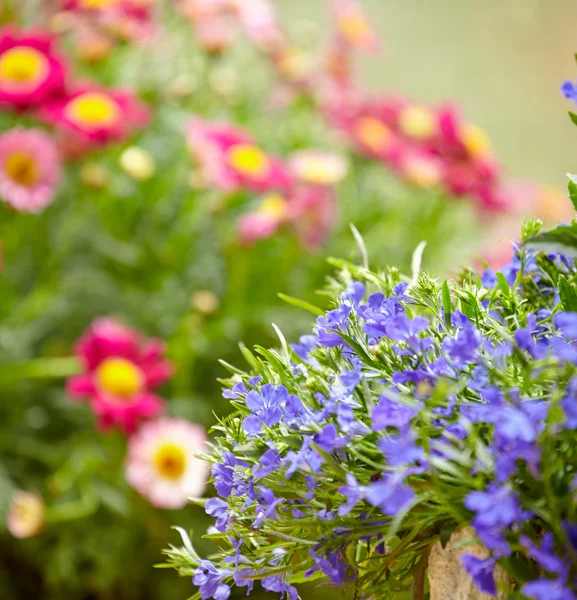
[[439, 521, 459, 548], [559, 275, 577, 311], [442, 280, 452, 328], [277, 293, 324, 316], [570, 111, 577, 127], [569, 178, 577, 211], [496, 272, 511, 297]]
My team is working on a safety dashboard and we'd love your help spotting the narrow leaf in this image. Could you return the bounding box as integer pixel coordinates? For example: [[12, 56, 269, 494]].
[[442, 280, 452, 328], [277, 293, 324, 316]]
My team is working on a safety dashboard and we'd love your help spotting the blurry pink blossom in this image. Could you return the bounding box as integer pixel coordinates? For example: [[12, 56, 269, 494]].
[[125, 418, 209, 509]]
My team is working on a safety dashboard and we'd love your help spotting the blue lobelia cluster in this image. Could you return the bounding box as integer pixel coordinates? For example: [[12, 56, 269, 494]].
[[167, 223, 577, 600]]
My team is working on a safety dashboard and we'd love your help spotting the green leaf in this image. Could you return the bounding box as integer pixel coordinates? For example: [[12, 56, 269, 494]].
[[523, 222, 577, 256], [569, 111, 577, 127], [442, 280, 452, 328], [277, 293, 324, 316], [568, 176, 577, 211], [496, 272, 511, 297], [559, 275, 577, 311], [439, 521, 459, 549]]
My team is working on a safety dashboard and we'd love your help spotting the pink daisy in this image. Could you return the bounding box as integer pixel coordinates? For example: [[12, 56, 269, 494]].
[[0, 27, 68, 110], [186, 117, 292, 194], [0, 128, 62, 213], [67, 318, 173, 435], [41, 85, 150, 149], [6, 491, 45, 539], [125, 418, 209, 509]]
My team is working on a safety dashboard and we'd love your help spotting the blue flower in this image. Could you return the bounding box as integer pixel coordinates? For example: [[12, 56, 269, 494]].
[[385, 314, 430, 353], [253, 448, 281, 479], [464, 484, 523, 529], [371, 395, 417, 431], [261, 575, 299, 600], [523, 578, 577, 600], [366, 472, 415, 516], [193, 560, 232, 600], [461, 555, 496, 596], [338, 473, 367, 516], [562, 79, 577, 103], [378, 431, 425, 467], [243, 384, 288, 433], [291, 334, 317, 361], [442, 323, 482, 367], [554, 312, 577, 340]]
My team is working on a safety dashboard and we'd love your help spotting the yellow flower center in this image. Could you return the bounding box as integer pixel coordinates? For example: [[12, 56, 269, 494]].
[[97, 358, 143, 398], [399, 105, 437, 140], [0, 47, 48, 87], [461, 123, 492, 158], [227, 144, 270, 178], [259, 194, 288, 220], [154, 444, 187, 480], [79, 0, 119, 8], [5, 152, 38, 187], [65, 92, 120, 129], [355, 117, 392, 153], [338, 12, 372, 45]]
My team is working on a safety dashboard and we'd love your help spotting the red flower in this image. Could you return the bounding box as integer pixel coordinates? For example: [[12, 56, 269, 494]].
[[0, 27, 68, 110], [41, 85, 150, 148], [67, 318, 173, 435]]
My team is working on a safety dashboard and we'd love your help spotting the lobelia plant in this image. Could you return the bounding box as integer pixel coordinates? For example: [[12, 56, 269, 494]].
[[165, 213, 577, 600]]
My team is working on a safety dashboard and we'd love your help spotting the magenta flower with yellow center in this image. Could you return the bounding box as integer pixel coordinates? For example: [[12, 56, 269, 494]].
[[125, 418, 209, 509], [41, 85, 150, 148], [67, 318, 173, 435], [0, 128, 62, 213], [6, 491, 45, 539], [186, 117, 292, 193], [0, 27, 67, 110]]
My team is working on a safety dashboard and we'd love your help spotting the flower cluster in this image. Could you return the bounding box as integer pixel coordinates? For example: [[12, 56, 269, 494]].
[[0, 25, 149, 212], [327, 95, 512, 213], [167, 218, 577, 600], [186, 118, 347, 248], [64, 318, 207, 509]]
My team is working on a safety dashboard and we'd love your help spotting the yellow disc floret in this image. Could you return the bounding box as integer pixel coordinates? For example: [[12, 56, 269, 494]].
[[399, 105, 437, 140], [97, 357, 143, 398], [0, 47, 48, 87], [461, 123, 492, 158], [355, 117, 392, 154], [154, 444, 187, 479], [259, 194, 288, 220], [227, 144, 270, 178], [5, 152, 38, 187], [65, 92, 120, 129]]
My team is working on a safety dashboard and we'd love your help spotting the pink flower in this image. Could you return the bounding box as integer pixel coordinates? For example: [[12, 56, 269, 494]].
[[327, 95, 512, 213], [186, 117, 292, 194], [67, 318, 173, 435], [0, 27, 68, 110], [237, 185, 336, 249], [125, 418, 209, 509], [0, 128, 62, 213], [289, 150, 348, 186], [41, 85, 150, 149], [6, 491, 45, 539], [237, 193, 288, 245]]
